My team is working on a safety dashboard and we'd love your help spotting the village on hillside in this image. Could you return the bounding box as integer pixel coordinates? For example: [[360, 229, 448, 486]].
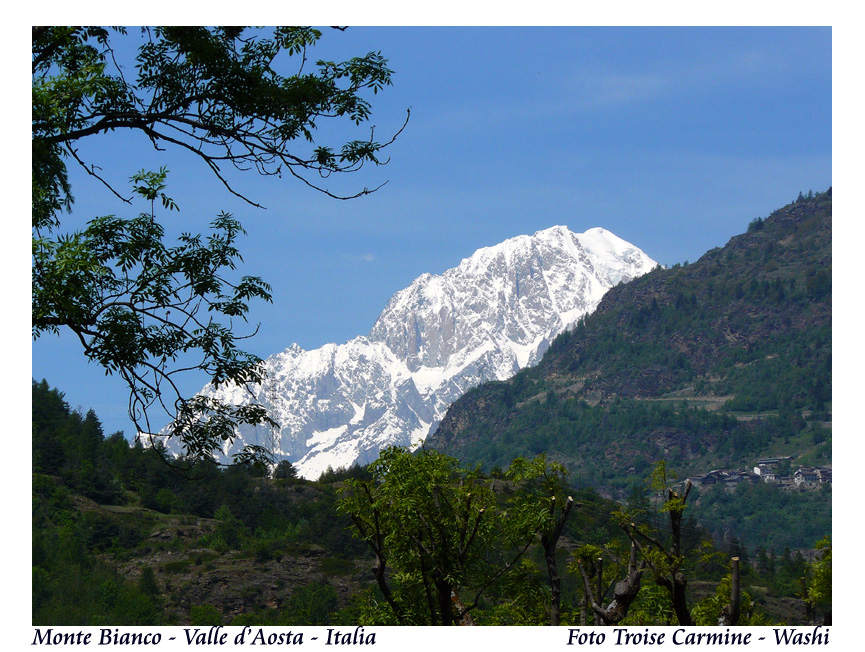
[[687, 457, 832, 492]]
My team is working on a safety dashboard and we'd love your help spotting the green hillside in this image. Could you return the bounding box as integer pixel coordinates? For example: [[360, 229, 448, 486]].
[[32, 378, 826, 626], [427, 190, 831, 550]]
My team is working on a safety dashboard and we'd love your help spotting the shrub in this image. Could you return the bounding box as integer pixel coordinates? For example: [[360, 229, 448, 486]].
[[190, 604, 223, 626]]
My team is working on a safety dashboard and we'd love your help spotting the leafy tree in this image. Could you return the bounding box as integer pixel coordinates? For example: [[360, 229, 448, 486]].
[[32, 27, 406, 466], [691, 570, 768, 626], [33, 170, 277, 464], [805, 536, 831, 624], [208, 504, 249, 551], [337, 447, 545, 625], [620, 581, 675, 625], [481, 558, 551, 624], [273, 460, 299, 480], [137, 566, 161, 598], [190, 605, 223, 626], [506, 454, 574, 625], [32, 27, 406, 213], [281, 584, 339, 625], [618, 462, 696, 625]]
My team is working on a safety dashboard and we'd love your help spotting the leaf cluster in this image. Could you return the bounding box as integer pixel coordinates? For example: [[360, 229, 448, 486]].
[[33, 171, 275, 463], [32, 26, 407, 467], [805, 536, 831, 613], [338, 448, 574, 624], [32, 26, 407, 208]]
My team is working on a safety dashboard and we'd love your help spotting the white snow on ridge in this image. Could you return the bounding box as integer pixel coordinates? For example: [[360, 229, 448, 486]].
[[169, 225, 657, 478], [306, 425, 348, 449]]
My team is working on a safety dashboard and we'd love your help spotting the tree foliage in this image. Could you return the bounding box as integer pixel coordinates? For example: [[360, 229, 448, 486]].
[[32, 27, 407, 215], [506, 454, 574, 625], [32, 26, 405, 464], [337, 447, 565, 625], [33, 169, 277, 463], [805, 536, 831, 624], [691, 573, 767, 626]]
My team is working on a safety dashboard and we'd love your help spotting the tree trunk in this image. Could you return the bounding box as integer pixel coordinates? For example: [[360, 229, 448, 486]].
[[450, 589, 475, 626], [718, 557, 741, 626], [670, 573, 693, 627], [596, 557, 604, 626], [540, 495, 573, 626], [437, 580, 453, 626], [544, 545, 562, 626], [577, 543, 646, 626], [667, 482, 693, 626]]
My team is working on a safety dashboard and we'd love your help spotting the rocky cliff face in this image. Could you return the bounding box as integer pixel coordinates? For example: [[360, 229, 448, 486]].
[[172, 225, 657, 478]]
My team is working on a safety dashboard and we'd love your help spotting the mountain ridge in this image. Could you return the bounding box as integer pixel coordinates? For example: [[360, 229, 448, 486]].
[[172, 225, 658, 478]]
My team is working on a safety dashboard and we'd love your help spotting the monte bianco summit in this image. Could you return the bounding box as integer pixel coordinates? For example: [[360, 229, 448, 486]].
[[168, 226, 657, 478]]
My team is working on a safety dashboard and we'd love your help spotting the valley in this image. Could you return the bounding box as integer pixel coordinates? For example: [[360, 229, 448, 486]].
[[32, 191, 831, 627]]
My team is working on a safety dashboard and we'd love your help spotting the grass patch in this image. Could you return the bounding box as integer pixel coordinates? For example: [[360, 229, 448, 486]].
[[317, 557, 355, 577], [163, 559, 193, 574]]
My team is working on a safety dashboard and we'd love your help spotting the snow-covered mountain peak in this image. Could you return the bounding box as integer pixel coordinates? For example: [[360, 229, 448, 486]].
[[174, 225, 657, 478]]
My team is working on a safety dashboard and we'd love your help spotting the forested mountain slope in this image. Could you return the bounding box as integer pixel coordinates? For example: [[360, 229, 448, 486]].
[[427, 190, 831, 548]]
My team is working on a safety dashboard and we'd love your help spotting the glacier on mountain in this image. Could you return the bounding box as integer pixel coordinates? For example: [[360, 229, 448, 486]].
[[169, 225, 657, 479]]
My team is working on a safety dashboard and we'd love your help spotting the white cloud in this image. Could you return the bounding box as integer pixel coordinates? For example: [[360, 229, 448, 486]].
[[343, 253, 376, 263]]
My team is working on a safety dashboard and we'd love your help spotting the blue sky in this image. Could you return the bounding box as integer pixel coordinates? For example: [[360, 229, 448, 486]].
[[30, 26, 832, 437]]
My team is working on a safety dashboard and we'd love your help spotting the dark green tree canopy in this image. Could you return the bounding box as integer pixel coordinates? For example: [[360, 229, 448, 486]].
[[32, 26, 406, 466]]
